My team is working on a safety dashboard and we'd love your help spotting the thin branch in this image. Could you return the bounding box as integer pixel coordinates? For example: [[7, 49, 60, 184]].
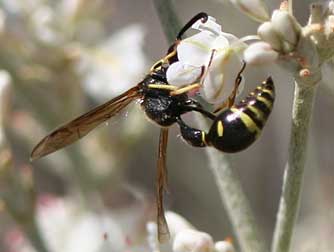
[[22, 218, 50, 252], [151, 1, 266, 251], [271, 79, 318, 252], [152, 0, 182, 43], [196, 116, 267, 252]]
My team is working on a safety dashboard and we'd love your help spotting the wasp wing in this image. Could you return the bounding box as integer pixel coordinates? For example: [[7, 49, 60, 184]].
[[31, 86, 141, 161], [156, 127, 170, 243]]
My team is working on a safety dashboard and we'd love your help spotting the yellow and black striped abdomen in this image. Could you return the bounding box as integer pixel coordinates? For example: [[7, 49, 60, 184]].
[[206, 77, 275, 153]]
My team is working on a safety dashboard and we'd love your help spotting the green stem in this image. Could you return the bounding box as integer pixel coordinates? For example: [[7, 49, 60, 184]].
[[196, 116, 267, 252], [152, 0, 182, 43], [21, 218, 50, 252], [271, 80, 317, 252], [152, 1, 266, 251]]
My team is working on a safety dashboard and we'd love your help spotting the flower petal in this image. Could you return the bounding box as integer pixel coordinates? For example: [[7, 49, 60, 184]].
[[173, 229, 214, 252], [243, 42, 278, 65], [192, 16, 222, 35], [166, 62, 202, 86], [178, 31, 218, 66], [212, 34, 230, 50], [271, 10, 301, 48], [215, 241, 235, 252], [258, 22, 282, 51], [201, 50, 244, 104], [229, 0, 270, 22]]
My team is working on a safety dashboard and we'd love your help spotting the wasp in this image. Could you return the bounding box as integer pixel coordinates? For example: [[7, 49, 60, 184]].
[[178, 77, 275, 152], [31, 12, 275, 243]]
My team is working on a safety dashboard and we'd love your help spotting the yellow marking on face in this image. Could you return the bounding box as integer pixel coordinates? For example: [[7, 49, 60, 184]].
[[148, 84, 178, 91], [217, 120, 224, 137], [249, 92, 255, 96], [256, 96, 273, 109], [231, 108, 260, 135], [248, 105, 265, 122]]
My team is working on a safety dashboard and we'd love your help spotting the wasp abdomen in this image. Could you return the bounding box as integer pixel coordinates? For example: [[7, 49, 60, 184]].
[[206, 77, 275, 153]]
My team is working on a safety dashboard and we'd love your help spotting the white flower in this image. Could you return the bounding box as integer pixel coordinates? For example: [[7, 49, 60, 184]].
[[255, 9, 301, 54], [228, 0, 270, 22], [145, 211, 237, 252], [4, 194, 152, 252], [270, 10, 301, 51], [78, 24, 148, 101], [165, 211, 195, 237], [243, 41, 278, 64], [166, 16, 245, 105], [173, 229, 214, 252], [214, 240, 235, 252], [36, 195, 125, 252], [31, 5, 58, 44], [146, 211, 196, 252], [257, 22, 282, 51]]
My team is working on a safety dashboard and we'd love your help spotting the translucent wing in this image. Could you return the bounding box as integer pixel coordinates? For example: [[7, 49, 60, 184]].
[[156, 127, 170, 243], [31, 86, 141, 160]]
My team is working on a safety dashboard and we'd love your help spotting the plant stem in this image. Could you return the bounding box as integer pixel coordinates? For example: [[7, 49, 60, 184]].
[[22, 218, 50, 252], [196, 116, 267, 252], [152, 0, 182, 43], [271, 79, 317, 252], [152, 1, 266, 251]]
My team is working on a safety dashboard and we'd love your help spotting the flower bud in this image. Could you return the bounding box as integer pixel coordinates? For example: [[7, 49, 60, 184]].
[[243, 42, 278, 65], [229, 0, 270, 22], [173, 229, 214, 252], [271, 10, 301, 51], [258, 22, 282, 51], [165, 211, 195, 238], [214, 240, 235, 252]]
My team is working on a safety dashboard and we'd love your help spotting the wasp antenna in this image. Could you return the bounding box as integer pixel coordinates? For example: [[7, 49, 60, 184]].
[[176, 12, 209, 40]]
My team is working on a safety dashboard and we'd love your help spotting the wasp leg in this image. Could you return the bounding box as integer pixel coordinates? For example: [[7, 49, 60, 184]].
[[170, 83, 201, 96], [170, 49, 216, 96], [182, 99, 216, 120], [182, 107, 215, 121], [229, 60, 247, 106], [148, 84, 178, 91], [213, 61, 247, 113], [177, 117, 209, 147], [150, 50, 177, 71]]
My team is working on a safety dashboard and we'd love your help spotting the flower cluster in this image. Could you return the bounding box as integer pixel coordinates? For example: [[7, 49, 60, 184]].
[[147, 211, 236, 252], [235, 0, 334, 79], [166, 16, 246, 105]]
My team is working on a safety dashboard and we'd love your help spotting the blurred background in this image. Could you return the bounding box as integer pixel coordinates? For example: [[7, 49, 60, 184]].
[[0, 0, 332, 251]]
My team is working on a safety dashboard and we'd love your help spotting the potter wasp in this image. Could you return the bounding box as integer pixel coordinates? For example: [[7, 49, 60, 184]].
[[31, 12, 275, 243]]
